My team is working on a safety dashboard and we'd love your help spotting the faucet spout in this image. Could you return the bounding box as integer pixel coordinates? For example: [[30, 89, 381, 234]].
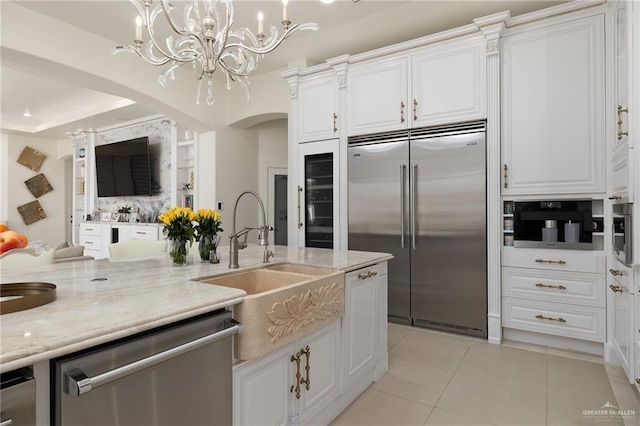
[[228, 191, 272, 269]]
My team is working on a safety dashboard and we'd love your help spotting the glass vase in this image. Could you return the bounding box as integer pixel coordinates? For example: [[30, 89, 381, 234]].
[[169, 239, 189, 266], [198, 234, 214, 262]]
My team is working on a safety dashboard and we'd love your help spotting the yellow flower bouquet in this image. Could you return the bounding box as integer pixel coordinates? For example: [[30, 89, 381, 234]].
[[158, 207, 196, 265], [194, 209, 224, 262]]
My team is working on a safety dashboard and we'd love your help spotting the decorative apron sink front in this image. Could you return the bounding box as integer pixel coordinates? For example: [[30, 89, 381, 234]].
[[196, 264, 345, 360]]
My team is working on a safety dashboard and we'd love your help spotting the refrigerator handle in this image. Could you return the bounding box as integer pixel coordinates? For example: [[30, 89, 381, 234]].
[[411, 163, 417, 250], [400, 165, 407, 249]]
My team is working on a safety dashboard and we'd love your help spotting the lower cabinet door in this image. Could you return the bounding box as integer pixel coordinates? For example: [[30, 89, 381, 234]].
[[634, 341, 640, 392], [299, 321, 341, 423], [233, 343, 294, 426], [610, 276, 633, 380]]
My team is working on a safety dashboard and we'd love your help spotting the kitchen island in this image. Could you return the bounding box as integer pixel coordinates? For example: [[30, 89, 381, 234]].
[[0, 245, 391, 425]]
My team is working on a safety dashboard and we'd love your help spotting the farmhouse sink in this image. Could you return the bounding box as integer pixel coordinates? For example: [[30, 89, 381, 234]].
[[195, 263, 345, 360]]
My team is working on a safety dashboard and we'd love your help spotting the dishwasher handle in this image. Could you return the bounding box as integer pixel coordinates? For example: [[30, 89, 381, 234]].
[[65, 318, 242, 396]]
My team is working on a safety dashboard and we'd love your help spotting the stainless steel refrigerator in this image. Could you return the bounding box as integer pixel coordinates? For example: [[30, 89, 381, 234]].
[[348, 121, 487, 337]]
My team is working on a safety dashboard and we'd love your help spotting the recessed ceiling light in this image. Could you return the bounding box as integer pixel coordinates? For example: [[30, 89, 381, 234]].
[[23, 109, 31, 117], [321, 0, 335, 4]]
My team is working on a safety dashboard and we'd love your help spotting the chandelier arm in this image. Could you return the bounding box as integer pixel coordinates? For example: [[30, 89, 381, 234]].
[[143, 3, 207, 64], [114, 45, 174, 67], [227, 23, 318, 56], [158, 0, 196, 37]]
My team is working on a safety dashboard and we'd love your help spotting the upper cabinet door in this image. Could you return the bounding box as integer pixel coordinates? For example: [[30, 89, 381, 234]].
[[614, 1, 630, 155], [502, 15, 606, 195], [346, 57, 408, 136], [410, 38, 485, 128], [299, 74, 338, 143]]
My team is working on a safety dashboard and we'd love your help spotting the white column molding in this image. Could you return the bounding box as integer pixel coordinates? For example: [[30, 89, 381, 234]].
[[477, 15, 508, 344], [170, 120, 178, 207]]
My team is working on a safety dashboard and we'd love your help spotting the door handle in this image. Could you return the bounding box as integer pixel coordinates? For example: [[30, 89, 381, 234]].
[[413, 99, 418, 121], [617, 105, 628, 140], [400, 102, 405, 123], [411, 164, 417, 250], [297, 185, 304, 229], [65, 319, 242, 396], [503, 164, 508, 189], [400, 165, 407, 249]]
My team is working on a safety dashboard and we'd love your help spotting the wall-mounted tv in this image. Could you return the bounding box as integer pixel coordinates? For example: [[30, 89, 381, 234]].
[[95, 137, 152, 197]]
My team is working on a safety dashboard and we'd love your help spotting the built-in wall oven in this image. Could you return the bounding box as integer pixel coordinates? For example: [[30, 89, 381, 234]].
[[612, 203, 633, 266], [53, 309, 241, 426]]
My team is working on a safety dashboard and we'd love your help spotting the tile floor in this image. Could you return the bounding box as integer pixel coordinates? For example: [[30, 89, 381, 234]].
[[331, 324, 640, 426]]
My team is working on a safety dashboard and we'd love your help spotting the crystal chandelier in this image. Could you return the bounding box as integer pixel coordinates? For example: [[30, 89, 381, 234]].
[[114, 0, 319, 106]]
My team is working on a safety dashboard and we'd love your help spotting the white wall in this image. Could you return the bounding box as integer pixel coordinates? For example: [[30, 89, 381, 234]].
[[0, 134, 9, 226], [213, 127, 260, 248], [4, 135, 68, 247]]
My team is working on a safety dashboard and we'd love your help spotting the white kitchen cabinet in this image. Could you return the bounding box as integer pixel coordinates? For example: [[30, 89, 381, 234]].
[[501, 14, 606, 195], [298, 73, 339, 143], [343, 262, 388, 389], [610, 149, 633, 203], [294, 139, 340, 249], [608, 258, 635, 382], [502, 247, 606, 343], [233, 320, 341, 426], [79, 222, 110, 259], [346, 57, 408, 135], [346, 37, 485, 136], [116, 224, 161, 241], [614, 0, 630, 155], [410, 38, 485, 128]]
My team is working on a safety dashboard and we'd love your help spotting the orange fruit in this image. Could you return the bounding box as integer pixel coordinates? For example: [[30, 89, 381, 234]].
[[0, 224, 9, 233]]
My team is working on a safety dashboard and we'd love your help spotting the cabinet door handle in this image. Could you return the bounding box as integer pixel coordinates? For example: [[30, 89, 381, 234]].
[[300, 345, 310, 391], [535, 314, 566, 323], [534, 259, 566, 265], [609, 284, 623, 293], [297, 185, 304, 229], [413, 99, 418, 121], [503, 164, 508, 189], [333, 113, 337, 133], [608, 195, 622, 200], [290, 350, 302, 399], [617, 105, 629, 140], [400, 102, 405, 123], [535, 283, 567, 290], [357, 270, 377, 280], [609, 268, 623, 277]]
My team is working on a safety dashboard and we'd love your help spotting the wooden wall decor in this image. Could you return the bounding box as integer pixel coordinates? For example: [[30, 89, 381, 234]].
[[17, 200, 47, 225], [24, 173, 53, 198], [17, 146, 47, 172]]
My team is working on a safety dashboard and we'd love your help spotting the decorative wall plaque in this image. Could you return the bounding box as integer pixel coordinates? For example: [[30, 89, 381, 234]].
[[17, 200, 47, 225], [24, 173, 53, 198], [17, 146, 47, 172]]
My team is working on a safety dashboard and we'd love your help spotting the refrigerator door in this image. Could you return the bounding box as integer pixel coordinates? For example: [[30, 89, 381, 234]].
[[410, 129, 487, 334], [348, 140, 410, 321]]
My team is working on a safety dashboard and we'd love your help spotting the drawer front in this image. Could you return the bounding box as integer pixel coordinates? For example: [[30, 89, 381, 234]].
[[502, 248, 605, 273], [79, 235, 102, 250], [502, 267, 605, 308], [127, 227, 158, 240], [502, 297, 605, 342], [80, 224, 102, 237]]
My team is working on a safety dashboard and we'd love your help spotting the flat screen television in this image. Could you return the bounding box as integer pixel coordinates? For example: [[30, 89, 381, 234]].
[[95, 137, 152, 197]]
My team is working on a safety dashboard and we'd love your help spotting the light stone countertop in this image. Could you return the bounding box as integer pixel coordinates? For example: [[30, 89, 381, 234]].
[[0, 245, 391, 373]]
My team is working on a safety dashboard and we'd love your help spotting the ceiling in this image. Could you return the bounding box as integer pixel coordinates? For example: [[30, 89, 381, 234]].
[[1, 0, 567, 140]]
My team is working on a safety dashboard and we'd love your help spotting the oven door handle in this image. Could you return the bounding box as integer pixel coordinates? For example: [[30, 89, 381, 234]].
[[65, 318, 242, 396]]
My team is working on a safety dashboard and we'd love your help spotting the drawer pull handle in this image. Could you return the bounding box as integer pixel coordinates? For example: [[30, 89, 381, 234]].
[[357, 270, 378, 280], [85, 228, 94, 231], [608, 269, 623, 276], [535, 314, 566, 323], [609, 284, 623, 293], [535, 283, 566, 290], [534, 259, 566, 265], [608, 195, 622, 200], [136, 231, 145, 235], [85, 241, 93, 245]]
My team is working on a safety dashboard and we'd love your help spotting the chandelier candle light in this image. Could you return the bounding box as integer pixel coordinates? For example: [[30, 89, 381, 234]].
[[114, 0, 319, 105]]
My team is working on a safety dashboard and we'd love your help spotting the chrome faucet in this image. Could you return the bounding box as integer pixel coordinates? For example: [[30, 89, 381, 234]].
[[228, 191, 274, 269]]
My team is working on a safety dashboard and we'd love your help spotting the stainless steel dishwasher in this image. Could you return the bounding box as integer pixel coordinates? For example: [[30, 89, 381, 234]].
[[53, 309, 241, 426], [1, 367, 36, 425]]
